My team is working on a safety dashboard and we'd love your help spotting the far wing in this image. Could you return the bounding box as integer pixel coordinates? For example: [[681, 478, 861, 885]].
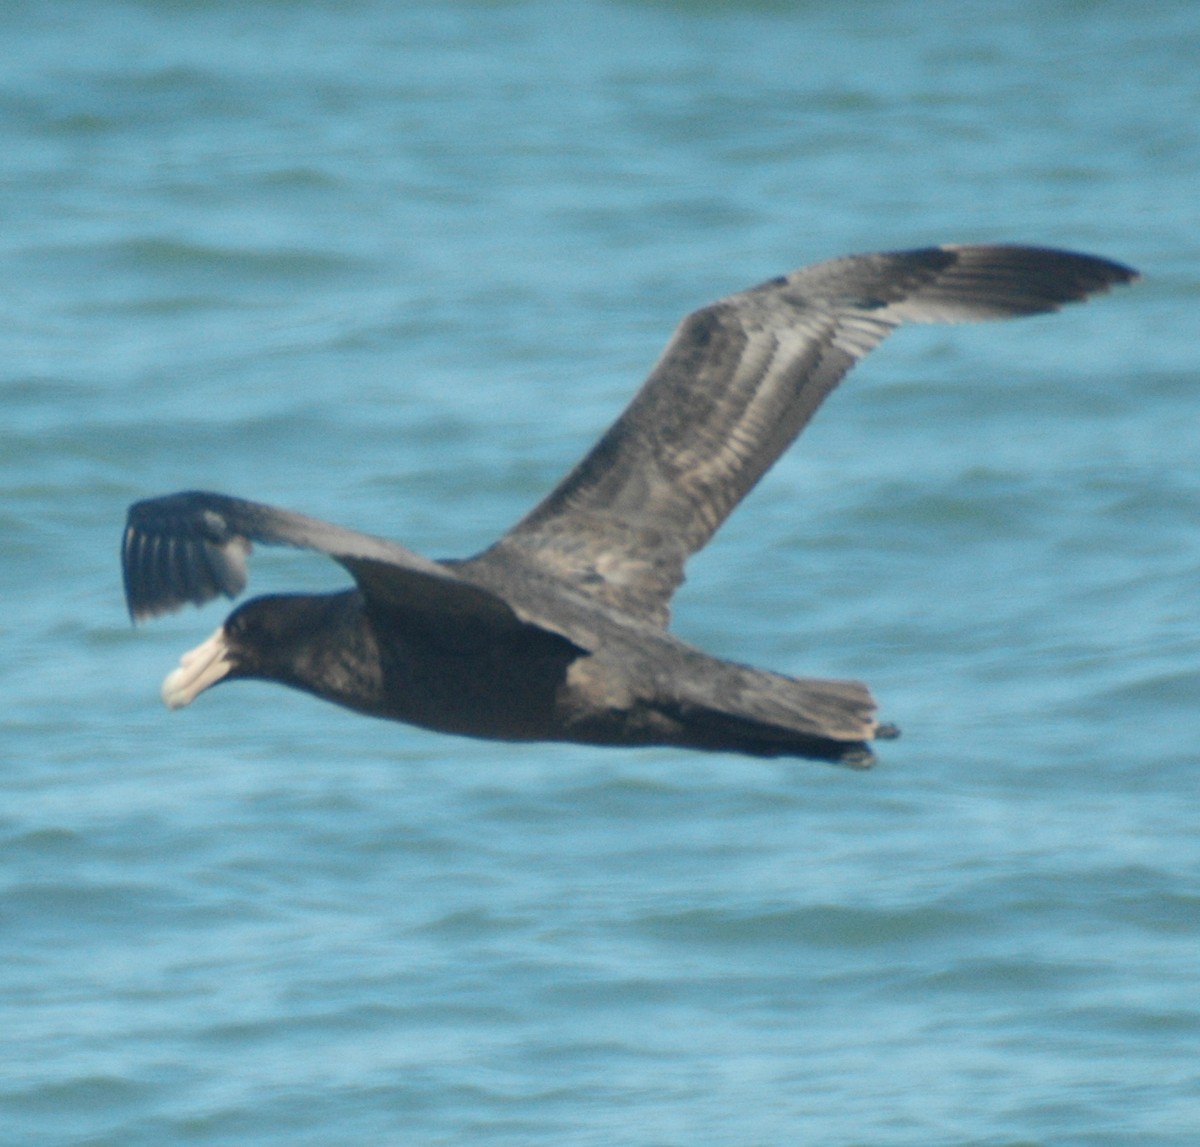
[[473, 245, 1137, 626], [122, 490, 583, 650]]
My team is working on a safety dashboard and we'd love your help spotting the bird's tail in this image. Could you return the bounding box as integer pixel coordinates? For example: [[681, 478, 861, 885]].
[[652, 656, 898, 767]]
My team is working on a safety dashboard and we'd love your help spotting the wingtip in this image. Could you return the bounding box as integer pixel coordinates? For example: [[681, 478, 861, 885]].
[[941, 244, 1141, 309], [126, 598, 185, 625], [121, 493, 252, 622]]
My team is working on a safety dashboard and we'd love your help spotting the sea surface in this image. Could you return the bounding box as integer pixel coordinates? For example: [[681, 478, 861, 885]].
[[2, 2, 1198, 1145]]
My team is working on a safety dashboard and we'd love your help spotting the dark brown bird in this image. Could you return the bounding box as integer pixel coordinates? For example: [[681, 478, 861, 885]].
[[122, 244, 1137, 766]]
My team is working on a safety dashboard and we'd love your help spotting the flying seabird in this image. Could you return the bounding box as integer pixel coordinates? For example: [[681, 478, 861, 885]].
[[122, 244, 1137, 766]]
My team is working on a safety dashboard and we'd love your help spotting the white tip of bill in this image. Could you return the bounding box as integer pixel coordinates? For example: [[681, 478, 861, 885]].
[[162, 627, 233, 710]]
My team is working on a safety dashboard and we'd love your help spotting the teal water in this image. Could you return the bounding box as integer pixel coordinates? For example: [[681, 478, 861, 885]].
[[3, 2, 1198, 1144]]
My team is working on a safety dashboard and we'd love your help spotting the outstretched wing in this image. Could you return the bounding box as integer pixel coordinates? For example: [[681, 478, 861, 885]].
[[472, 245, 1137, 626], [122, 490, 583, 649]]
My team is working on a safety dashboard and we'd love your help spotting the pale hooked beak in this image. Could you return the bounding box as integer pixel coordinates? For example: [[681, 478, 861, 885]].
[[161, 626, 234, 710]]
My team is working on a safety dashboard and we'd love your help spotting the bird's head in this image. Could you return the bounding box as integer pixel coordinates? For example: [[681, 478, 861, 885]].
[[160, 594, 348, 709]]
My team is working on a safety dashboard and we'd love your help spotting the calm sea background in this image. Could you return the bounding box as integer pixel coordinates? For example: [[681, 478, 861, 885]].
[[2, 2, 1197, 1145]]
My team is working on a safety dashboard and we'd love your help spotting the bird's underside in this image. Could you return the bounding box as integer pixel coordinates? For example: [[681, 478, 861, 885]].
[[121, 243, 1138, 765]]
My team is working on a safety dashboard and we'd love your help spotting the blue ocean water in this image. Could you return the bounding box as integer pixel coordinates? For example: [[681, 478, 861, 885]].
[[2, 1, 1198, 1144]]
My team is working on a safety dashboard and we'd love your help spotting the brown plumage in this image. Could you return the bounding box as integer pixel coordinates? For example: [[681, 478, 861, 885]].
[[122, 244, 1137, 766]]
